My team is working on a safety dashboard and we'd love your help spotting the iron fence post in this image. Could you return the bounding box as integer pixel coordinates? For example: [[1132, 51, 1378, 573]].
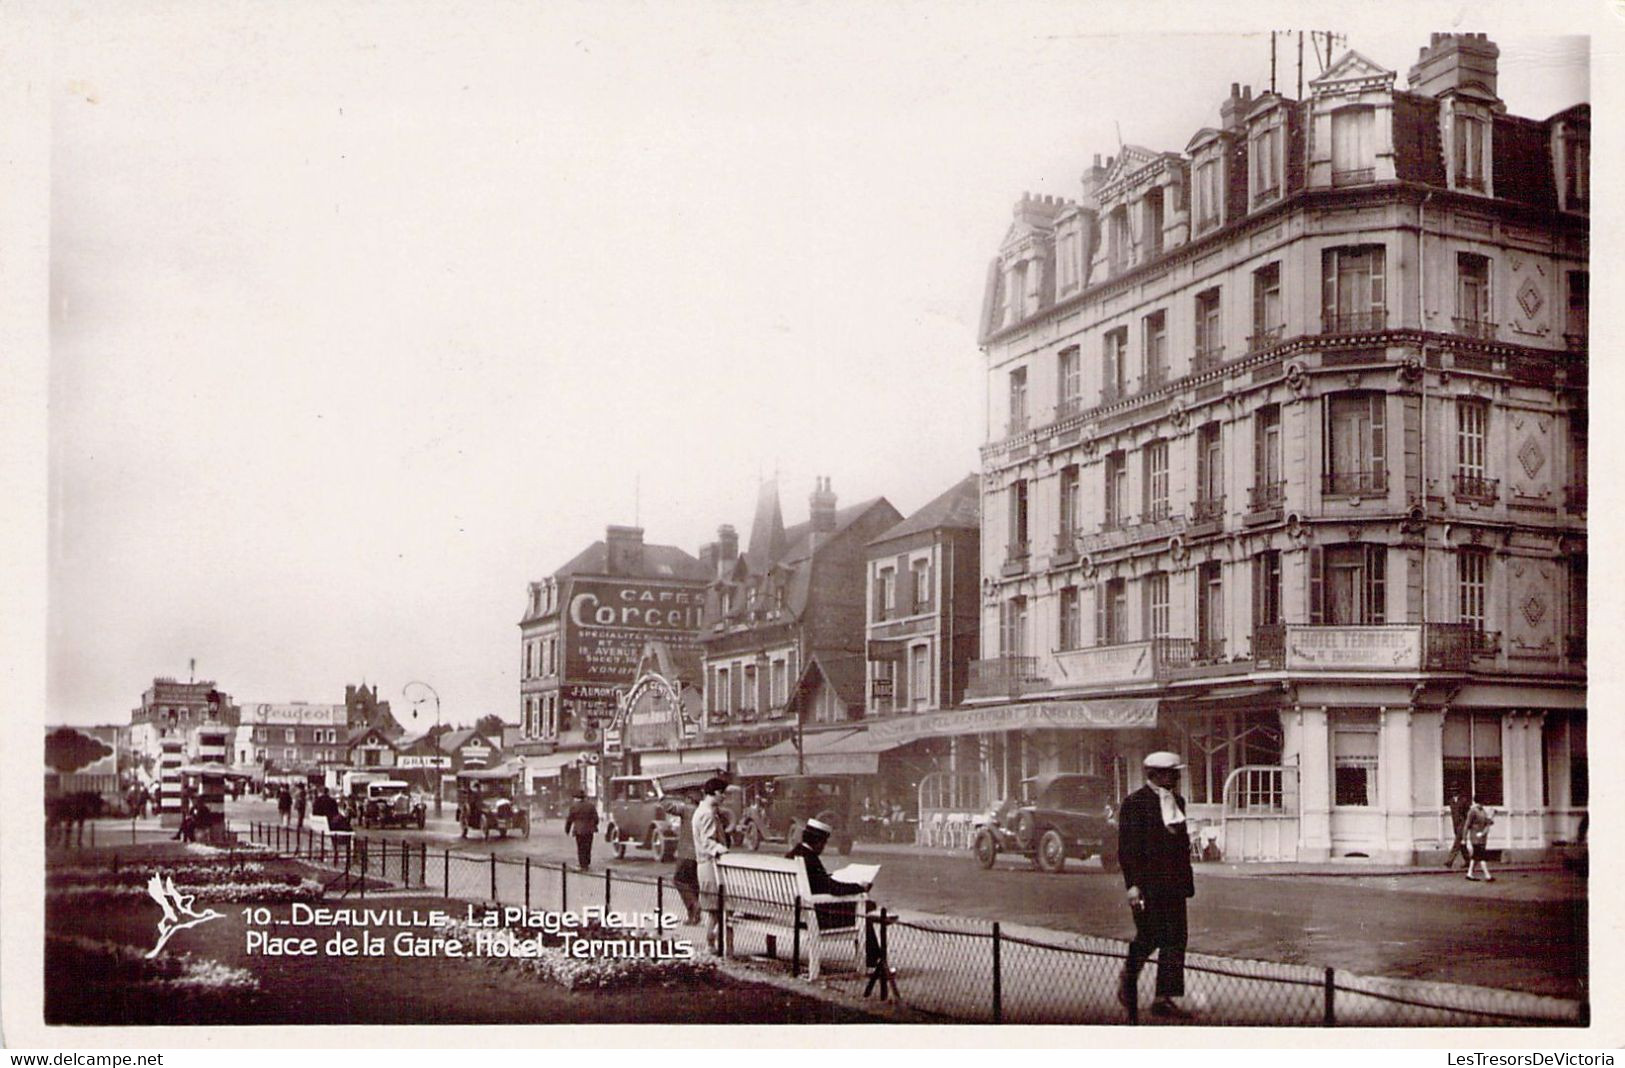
[[656, 876, 663, 922], [401, 841, 408, 885], [420, 843, 427, 889], [1324, 967, 1336, 1026], [792, 897, 802, 976], [358, 839, 367, 900], [490, 853, 498, 902], [992, 921, 1003, 1024], [443, 848, 450, 898], [716, 882, 727, 956], [604, 867, 612, 911], [561, 861, 569, 910]]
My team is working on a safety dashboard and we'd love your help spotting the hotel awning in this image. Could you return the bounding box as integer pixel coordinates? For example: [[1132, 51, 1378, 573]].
[[735, 728, 903, 777]]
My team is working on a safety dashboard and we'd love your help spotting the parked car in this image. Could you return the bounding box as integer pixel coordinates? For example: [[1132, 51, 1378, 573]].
[[603, 769, 719, 861], [359, 780, 427, 829], [973, 773, 1119, 873], [730, 775, 855, 856], [455, 767, 530, 839]]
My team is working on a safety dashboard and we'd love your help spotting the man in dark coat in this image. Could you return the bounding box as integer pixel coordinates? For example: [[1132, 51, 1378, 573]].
[[1117, 751, 1197, 1021], [564, 791, 600, 870], [1444, 790, 1471, 869], [787, 818, 881, 966]]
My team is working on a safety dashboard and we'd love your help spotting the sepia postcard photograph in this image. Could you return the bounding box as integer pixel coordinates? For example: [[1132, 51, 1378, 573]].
[[4, 0, 1617, 1050]]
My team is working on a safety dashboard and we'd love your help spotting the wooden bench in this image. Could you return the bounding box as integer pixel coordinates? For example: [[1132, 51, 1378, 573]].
[[715, 853, 866, 980]]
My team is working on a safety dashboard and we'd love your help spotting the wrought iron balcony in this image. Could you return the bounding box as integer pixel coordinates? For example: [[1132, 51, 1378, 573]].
[[1469, 630, 1502, 658], [1247, 325, 1285, 353], [1452, 317, 1498, 341], [966, 655, 1050, 700], [1192, 345, 1225, 373], [1247, 481, 1286, 512], [1322, 309, 1388, 334], [1141, 501, 1171, 524], [1331, 167, 1375, 187], [1191, 638, 1227, 665], [1190, 495, 1225, 525], [1322, 470, 1388, 497], [1455, 174, 1486, 192], [1453, 473, 1499, 503]]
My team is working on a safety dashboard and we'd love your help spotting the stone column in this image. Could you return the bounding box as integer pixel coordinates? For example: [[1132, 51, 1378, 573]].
[[1381, 705, 1416, 861], [1292, 705, 1332, 860]]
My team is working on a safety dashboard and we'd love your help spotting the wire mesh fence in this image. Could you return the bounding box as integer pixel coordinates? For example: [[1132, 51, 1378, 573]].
[[237, 822, 1586, 1028]]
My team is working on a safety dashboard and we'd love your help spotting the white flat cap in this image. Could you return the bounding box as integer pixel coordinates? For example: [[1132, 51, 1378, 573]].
[[1143, 751, 1184, 770], [805, 818, 833, 835]]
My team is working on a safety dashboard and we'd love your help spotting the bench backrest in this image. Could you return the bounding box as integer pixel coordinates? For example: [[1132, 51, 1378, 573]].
[[716, 853, 815, 914]]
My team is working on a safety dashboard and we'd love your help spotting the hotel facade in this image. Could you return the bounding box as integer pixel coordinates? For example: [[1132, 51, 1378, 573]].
[[974, 35, 1586, 862]]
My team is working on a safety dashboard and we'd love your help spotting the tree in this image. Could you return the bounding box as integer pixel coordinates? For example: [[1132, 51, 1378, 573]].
[[474, 714, 508, 738]]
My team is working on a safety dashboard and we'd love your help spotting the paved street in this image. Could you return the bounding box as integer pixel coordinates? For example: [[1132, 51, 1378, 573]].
[[232, 797, 1585, 1000]]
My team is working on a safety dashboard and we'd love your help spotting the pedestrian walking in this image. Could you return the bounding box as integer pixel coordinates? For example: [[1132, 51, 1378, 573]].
[[1117, 751, 1197, 1022], [294, 786, 308, 832], [564, 791, 600, 870], [1444, 790, 1471, 869], [1464, 798, 1496, 882], [664, 788, 703, 925], [693, 776, 731, 953], [277, 784, 292, 827]]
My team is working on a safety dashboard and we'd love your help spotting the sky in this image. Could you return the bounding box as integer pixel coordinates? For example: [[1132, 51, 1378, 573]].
[[44, 3, 1593, 728]]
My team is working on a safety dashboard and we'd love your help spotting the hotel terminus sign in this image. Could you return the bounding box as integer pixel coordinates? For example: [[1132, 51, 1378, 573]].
[[1283, 625, 1423, 670]]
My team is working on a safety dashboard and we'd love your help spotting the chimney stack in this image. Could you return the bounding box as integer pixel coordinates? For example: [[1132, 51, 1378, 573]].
[[1219, 83, 1254, 131], [605, 525, 645, 576], [809, 477, 838, 534], [1407, 33, 1500, 106], [717, 524, 739, 563]]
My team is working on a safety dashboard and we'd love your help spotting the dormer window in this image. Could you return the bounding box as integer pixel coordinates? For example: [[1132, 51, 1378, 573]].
[[1107, 206, 1132, 276], [1193, 156, 1222, 235], [1453, 113, 1488, 191], [1143, 187, 1164, 258], [1250, 112, 1285, 206], [1560, 122, 1588, 212], [1331, 106, 1376, 186], [1007, 260, 1029, 326]]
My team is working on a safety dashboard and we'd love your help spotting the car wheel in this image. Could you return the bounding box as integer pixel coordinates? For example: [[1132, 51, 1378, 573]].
[[743, 823, 762, 852], [787, 819, 804, 849], [1037, 829, 1067, 873], [974, 831, 998, 869], [613, 838, 627, 859]]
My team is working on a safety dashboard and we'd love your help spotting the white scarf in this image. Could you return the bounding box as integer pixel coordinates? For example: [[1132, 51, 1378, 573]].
[[1149, 782, 1185, 828]]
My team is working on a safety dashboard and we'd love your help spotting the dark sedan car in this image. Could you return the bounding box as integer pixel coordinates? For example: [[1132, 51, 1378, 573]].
[[973, 773, 1119, 873]]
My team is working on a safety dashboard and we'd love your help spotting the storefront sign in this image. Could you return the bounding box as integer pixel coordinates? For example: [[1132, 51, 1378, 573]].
[[246, 703, 348, 726], [562, 684, 621, 725], [866, 698, 1159, 747], [1053, 641, 1157, 684], [564, 579, 706, 685], [1283, 625, 1422, 671], [397, 755, 451, 769]]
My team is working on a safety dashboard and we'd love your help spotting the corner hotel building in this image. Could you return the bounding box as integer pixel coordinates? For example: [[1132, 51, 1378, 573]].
[[972, 35, 1586, 862]]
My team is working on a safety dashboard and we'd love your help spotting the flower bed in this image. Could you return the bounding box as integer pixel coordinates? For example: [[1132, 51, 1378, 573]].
[[50, 862, 273, 887], [48, 935, 259, 997], [50, 878, 325, 906], [442, 917, 717, 991]]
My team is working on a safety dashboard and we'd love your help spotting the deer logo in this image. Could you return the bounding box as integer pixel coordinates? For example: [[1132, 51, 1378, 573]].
[[145, 872, 223, 958]]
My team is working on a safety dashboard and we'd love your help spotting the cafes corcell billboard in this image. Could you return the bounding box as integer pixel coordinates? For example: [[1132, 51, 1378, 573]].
[[563, 579, 705, 686]]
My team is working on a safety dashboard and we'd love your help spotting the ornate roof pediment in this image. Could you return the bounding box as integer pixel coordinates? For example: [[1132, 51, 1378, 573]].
[[1186, 126, 1228, 153], [1310, 50, 1396, 96]]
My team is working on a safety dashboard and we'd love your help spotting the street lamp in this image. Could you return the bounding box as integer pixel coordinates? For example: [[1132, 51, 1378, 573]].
[[404, 680, 443, 817]]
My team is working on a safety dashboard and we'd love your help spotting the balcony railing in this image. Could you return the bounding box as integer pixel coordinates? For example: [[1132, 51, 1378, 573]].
[[1331, 167, 1375, 187], [1469, 629, 1502, 658], [1322, 470, 1388, 497], [1056, 396, 1084, 420], [1007, 414, 1029, 437], [966, 655, 1050, 700], [1452, 317, 1498, 341], [1565, 484, 1586, 513], [1247, 325, 1285, 353], [1193, 345, 1226, 373], [1142, 366, 1169, 392], [1190, 495, 1225, 524], [1191, 638, 1227, 665], [1456, 173, 1486, 192], [1453, 473, 1499, 503], [1101, 382, 1128, 405], [1247, 481, 1285, 512], [1100, 514, 1128, 534], [1141, 501, 1171, 524], [1322, 309, 1388, 334]]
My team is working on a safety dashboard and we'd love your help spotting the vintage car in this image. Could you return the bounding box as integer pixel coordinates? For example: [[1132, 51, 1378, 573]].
[[603, 769, 719, 861], [972, 773, 1119, 873], [359, 780, 427, 830], [729, 775, 854, 856], [455, 767, 530, 839]]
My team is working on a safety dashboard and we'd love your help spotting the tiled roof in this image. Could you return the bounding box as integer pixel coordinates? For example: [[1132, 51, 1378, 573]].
[[870, 474, 980, 545], [552, 541, 710, 581]]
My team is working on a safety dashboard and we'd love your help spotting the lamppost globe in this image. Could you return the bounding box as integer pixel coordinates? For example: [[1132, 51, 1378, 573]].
[[404, 681, 442, 817]]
